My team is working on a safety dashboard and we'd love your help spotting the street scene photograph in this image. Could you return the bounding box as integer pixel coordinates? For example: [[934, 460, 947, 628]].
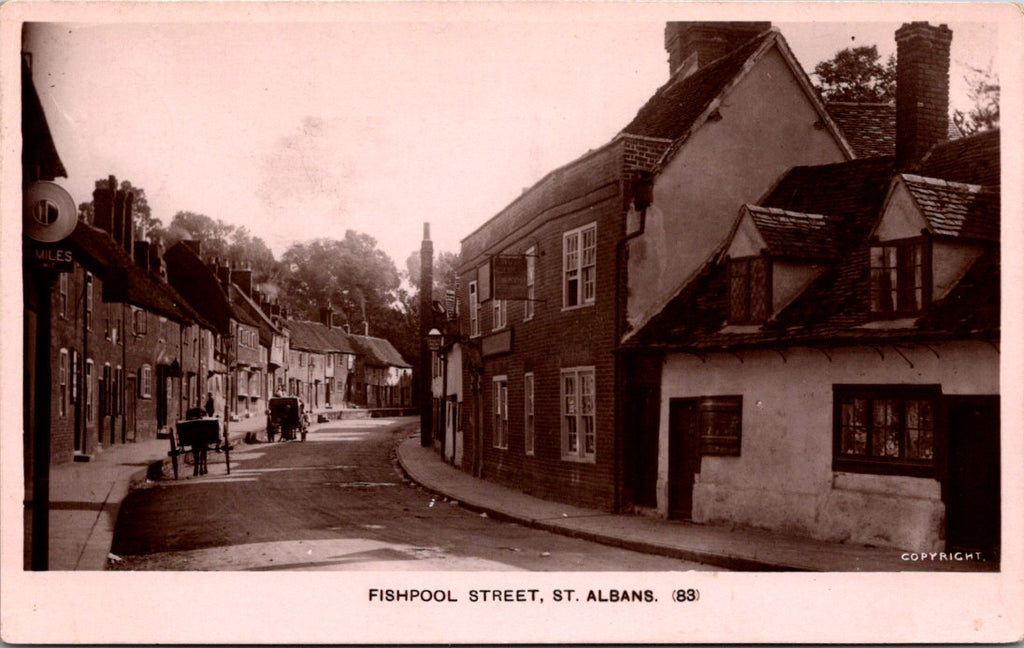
[[4, 1, 1020, 644]]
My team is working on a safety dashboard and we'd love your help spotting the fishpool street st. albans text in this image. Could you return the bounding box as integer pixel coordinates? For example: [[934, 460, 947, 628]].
[[368, 588, 672, 603]]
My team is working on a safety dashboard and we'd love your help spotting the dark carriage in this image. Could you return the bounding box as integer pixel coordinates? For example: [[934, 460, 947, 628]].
[[267, 396, 308, 442], [170, 416, 231, 478]]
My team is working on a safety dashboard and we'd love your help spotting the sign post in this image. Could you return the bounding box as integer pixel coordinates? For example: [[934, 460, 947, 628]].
[[24, 180, 76, 571]]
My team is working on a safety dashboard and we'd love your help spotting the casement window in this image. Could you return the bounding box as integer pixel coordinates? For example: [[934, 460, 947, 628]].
[[833, 385, 939, 477], [563, 223, 596, 308], [139, 364, 152, 399], [728, 256, 771, 324], [492, 376, 508, 449], [698, 396, 743, 456], [85, 359, 94, 423], [524, 246, 536, 321], [492, 298, 507, 331], [58, 349, 69, 418], [133, 308, 147, 336], [58, 273, 68, 318], [561, 367, 596, 460], [84, 273, 94, 330], [469, 281, 480, 337], [299, 352, 306, 367], [869, 239, 931, 316], [524, 372, 535, 455]]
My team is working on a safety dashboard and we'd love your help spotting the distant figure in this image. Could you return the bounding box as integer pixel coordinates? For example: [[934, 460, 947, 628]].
[[204, 392, 215, 417]]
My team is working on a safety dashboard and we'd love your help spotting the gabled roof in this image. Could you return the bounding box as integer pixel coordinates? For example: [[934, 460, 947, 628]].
[[744, 206, 839, 261], [622, 30, 774, 140], [348, 334, 411, 368], [898, 175, 999, 242], [626, 126, 1000, 352], [70, 222, 199, 325], [826, 102, 896, 158], [228, 284, 281, 343], [287, 320, 334, 353], [165, 241, 234, 334], [914, 128, 1000, 186], [826, 102, 962, 159]]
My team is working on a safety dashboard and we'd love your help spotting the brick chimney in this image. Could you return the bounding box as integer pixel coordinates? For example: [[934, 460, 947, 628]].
[[664, 22, 771, 78], [120, 189, 135, 259], [320, 306, 334, 328], [233, 267, 253, 297], [134, 240, 150, 271], [92, 176, 116, 234], [895, 22, 952, 168]]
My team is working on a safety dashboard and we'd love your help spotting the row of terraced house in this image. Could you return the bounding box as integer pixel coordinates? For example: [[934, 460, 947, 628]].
[[428, 21, 1001, 560], [22, 56, 412, 473]]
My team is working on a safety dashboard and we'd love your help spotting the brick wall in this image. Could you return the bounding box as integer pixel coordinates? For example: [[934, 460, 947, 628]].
[[456, 137, 668, 511]]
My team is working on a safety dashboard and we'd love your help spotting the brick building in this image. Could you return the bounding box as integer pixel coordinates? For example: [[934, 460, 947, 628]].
[[451, 22, 852, 510]]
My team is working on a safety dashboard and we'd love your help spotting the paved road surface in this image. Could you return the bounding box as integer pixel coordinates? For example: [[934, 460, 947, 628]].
[[110, 418, 714, 571]]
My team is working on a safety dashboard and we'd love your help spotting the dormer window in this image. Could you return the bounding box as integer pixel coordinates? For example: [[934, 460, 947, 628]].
[[869, 238, 931, 316], [728, 256, 770, 324]]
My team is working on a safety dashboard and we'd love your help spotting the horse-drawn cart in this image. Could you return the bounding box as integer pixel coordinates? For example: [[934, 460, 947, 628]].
[[170, 417, 232, 479]]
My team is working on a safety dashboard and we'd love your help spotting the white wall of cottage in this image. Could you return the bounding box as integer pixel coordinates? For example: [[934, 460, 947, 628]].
[[657, 341, 999, 550], [626, 45, 848, 335]]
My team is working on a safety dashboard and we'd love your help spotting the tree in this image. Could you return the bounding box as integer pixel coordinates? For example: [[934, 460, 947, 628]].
[[163, 211, 279, 283], [277, 231, 402, 329], [405, 249, 460, 305], [953, 64, 999, 135], [813, 45, 896, 103], [77, 177, 162, 239]]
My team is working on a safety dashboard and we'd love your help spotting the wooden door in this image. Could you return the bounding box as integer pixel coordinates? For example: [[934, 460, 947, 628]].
[[668, 399, 701, 520], [945, 396, 1000, 557]]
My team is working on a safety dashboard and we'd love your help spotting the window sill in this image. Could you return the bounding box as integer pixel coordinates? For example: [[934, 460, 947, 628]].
[[560, 454, 596, 464], [561, 302, 595, 313]]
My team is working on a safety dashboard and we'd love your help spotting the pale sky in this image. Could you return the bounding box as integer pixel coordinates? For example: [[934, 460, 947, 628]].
[[21, 3, 1004, 271]]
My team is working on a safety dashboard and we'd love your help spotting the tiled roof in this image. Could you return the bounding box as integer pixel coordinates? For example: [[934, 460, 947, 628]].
[[914, 128, 1000, 186], [826, 102, 896, 158], [622, 30, 773, 140], [746, 206, 839, 261], [626, 125, 1000, 351], [228, 284, 281, 341], [349, 334, 411, 368], [826, 102, 963, 159], [71, 223, 195, 324], [287, 320, 334, 353], [900, 175, 1000, 242], [165, 242, 234, 334]]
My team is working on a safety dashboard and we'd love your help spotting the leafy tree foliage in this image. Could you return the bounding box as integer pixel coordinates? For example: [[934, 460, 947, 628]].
[[277, 231, 401, 331], [953, 64, 999, 135], [163, 211, 278, 283], [813, 45, 896, 103]]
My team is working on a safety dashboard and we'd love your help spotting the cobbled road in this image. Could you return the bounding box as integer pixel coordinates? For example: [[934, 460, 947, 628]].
[[110, 417, 713, 571]]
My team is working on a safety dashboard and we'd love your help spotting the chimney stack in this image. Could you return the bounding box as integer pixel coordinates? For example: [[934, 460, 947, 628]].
[[233, 267, 253, 297], [134, 240, 151, 271], [320, 306, 334, 328], [664, 22, 771, 78], [92, 176, 116, 234], [120, 190, 135, 258], [895, 22, 952, 168]]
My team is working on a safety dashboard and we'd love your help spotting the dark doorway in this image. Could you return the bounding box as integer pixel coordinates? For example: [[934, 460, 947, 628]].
[[668, 398, 701, 520], [156, 366, 169, 429], [125, 376, 137, 443], [625, 383, 660, 508], [945, 395, 1000, 558]]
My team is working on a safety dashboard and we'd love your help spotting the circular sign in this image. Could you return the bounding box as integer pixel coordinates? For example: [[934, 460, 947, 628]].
[[24, 181, 76, 243]]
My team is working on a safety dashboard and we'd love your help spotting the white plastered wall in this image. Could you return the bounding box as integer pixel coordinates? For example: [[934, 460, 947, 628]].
[[657, 342, 998, 550]]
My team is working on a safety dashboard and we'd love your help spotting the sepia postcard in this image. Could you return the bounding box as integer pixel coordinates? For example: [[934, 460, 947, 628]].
[[1, 1, 1021, 643]]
